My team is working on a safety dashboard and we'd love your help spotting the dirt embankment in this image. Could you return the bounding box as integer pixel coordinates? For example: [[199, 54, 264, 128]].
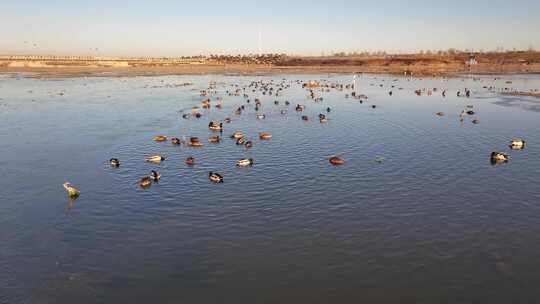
[[276, 52, 540, 76], [1, 52, 539, 78]]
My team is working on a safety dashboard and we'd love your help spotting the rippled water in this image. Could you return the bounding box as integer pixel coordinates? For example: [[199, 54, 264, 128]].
[[1, 73, 540, 303]]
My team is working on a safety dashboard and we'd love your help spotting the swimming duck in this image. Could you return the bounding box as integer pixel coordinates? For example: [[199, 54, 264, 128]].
[[329, 156, 345, 166], [150, 170, 161, 181], [319, 114, 328, 123], [63, 182, 80, 198], [295, 104, 305, 112], [301, 115, 309, 121], [280, 110, 287, 115], [208, 135, 221, 143], [256, 113, 266, 119], [371, 105, 377, 109], [139, 176, 152, 188], [236, 137, 246, 145], [153, 135, 167, 142], [224, 118, 232, 123], [244, 141, 253, 148], [209, 172, 224, 183], [231, 131, 244, 139], [285, 101, 290, 105], [194, 113, 202, 118], [182, 113, 191, 119], [259, 132, 272, 140], [209, 121, 223, 131], [472, 119, 480, 124], [146, 155, 166, 164], [436, 112, 445, 116], [185, 156, 196, 166], [171, 137, 182, 145], [509, 139, 526, 150], [326, 107, 331, 112], [274, 101, 279, 105], [236, 158, 254, 167], [491, 152, 509, 164], [110, 158, 120, 167], [188, 137, 204, 147]]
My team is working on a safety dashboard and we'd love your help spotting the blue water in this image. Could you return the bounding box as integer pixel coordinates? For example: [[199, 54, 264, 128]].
[[1, 73, 540, 303]]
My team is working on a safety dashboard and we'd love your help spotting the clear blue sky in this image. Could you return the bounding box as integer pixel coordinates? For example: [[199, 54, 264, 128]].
[[1, 0, 539, 56]]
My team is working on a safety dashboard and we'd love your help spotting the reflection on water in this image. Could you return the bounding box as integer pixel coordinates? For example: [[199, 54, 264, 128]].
[[1, 73, 540, 303]]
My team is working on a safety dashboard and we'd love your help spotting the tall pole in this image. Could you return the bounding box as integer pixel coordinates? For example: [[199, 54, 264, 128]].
[[258, 27, 262, 56]]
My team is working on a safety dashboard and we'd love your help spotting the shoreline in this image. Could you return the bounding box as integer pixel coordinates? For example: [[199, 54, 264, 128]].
[[1, 64, 540, 79]]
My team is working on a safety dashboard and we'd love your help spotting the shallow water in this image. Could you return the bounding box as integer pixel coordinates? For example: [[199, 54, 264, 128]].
[[1, 73, 540, 303]]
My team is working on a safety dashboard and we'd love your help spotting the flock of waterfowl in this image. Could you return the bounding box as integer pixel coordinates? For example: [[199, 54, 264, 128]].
[[62, 76, 529, 199]]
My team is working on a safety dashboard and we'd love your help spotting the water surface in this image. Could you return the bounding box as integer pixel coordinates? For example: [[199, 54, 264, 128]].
[[1, 73, 540, 303]]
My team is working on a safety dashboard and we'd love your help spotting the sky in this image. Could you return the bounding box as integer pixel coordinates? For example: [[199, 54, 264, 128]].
[[1, 0, 539, 56]]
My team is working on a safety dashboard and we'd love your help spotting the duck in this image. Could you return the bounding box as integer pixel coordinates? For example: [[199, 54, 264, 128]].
[[153, 135, 168, 142], [194, 113, 202, 118], [209, 172, 224, 183], [280, 110, 288, 115], [371, 105, 377, 109], [146, 155, 166, 164], [435, 112, 444, 117], [259, 132, 272, 140], [329, 156, 345, 166], [150, 170, 161, 181], [188, 137, 204, 147], [208, 135, 221, 143], [236, 158, 254, 167], [182, 113, 191, 119], [62, 182, 80, 198], [326, 107, 331, 112], [139, 176, 152, 188], [491, 152, 509, 164], [236, 137, 246, 145], [295, 104, 305, 112], [110, 158, 120, 167], [231, 131, 244, 139], [509, 138, 526, 150], [209, 121, 223, 131], [244, 141, 253, 148], [301, 115, 309, 121], [256, 113, 266, 119], [171, 137, 182, 145], [185, 156, 196, 166], [285, 101, 290, 105], [224, 117, 232, 123]]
